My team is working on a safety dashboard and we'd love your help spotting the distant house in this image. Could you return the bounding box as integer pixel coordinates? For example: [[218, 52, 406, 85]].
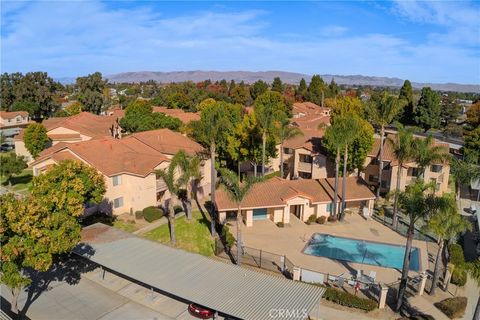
[[30, 128, 211, 215], [14, 112, 121, 162], [363, 135, 450, 195], [217, 176, 375, 227], [0, 111, 31, 138], [152, 106, 200, 125]]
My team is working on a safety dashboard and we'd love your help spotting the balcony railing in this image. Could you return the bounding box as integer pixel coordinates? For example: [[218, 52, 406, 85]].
[[298, 161, 312, 172]]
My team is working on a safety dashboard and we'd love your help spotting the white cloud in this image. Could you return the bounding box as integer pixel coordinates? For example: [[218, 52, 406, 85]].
[[1, 1, 478, 83]]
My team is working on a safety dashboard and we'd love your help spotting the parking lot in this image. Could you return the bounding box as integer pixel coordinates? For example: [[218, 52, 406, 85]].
[[0, 257, 225, 320]]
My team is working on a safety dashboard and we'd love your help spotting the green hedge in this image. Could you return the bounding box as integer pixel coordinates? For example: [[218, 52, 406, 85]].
[[221, 225, 235, 248], [448, 244, 467, 286], [135, 210, 143, 220], [322, 286, 377, 312], [142, 206, 163, 222], [434, 297, 467, 319]]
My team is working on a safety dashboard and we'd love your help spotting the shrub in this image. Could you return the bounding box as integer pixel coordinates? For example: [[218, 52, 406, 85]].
[[451, 266, 467, 286], [316, 216, 327, 224], [221, 225, 235, 248], [276, 222, 284, 228], [448, 244, 465, 266], [378, 207, 385, 217], [142, 206, 163, 222], [327, 215, 337, 222], [306, 215, 317, 225], [434, 297, 467, 319], [323, 286, 377, 312], [135, 210, 143, 220]]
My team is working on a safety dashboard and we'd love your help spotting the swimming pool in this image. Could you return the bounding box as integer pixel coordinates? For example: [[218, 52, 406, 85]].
[[303, 233, 420, 271]]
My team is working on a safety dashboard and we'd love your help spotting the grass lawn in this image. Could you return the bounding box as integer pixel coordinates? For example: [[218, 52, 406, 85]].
[[1, 169, 33, 194], [143, 210, 214, 256], [113, 220, 138, 233]]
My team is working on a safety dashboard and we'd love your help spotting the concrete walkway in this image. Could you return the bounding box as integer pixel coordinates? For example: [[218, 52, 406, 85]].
[[408, 295, 450, 320], [463, 275, 480, 320]]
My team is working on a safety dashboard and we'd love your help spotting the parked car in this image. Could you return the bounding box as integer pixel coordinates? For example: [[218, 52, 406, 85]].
[[188, 303, 214, 319], [0, 143, 14, 152]]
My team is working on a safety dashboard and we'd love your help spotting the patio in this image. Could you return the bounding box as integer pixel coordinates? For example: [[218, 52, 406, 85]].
[[235, 212, 435, 284]]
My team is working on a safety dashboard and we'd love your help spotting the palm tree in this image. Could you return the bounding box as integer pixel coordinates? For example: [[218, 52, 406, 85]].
[[396, 180, 447, 312], [189, 102, 232, 235], [323, 116, 350, 217], [173, 150, 202, 220], [254, 91, 285, 176], [274, 114, 303, 178], [450, 156, 480, 209], [339, 116, 360, 220], [423, 194, 470, 295], [218, 168, 262, 265], [156, 164, 180, 246], [413, 135, 449, 181], [367, 92, 401, 199], [387, 125, 415, 228]]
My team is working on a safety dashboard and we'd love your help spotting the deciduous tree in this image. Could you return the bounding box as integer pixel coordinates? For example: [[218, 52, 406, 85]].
[[23, 123, 50, 159], [75, 72, 106, 114], [0, 153, 27, 187]]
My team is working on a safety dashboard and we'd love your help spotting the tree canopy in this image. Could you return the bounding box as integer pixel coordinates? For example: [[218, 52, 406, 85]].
[[119, 100, 182, 133], [0, 153, 27, 185], [23, 123, 50, 159], [75, 72, 106, 114], [415, 87, 441, 131], [399, 80, 415, 124], [305, 74, 325, 105]]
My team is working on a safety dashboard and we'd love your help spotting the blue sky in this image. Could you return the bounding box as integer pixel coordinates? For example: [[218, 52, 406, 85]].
[[1, 1, 479, 84]]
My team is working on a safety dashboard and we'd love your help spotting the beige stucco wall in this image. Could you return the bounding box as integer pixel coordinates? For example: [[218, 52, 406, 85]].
[[15, 140, 33, 163], [1, 115, 29, 126], [48, 127, 91, 144], [292, 148, 328, 179]]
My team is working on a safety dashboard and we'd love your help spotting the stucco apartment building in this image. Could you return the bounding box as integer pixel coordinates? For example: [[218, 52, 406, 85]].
[[30, 129, 211, 215], [363, 135, 450, 195], [0, 111, 31, 138], [217, 176, 375, 227], [15, 112, 120, 162], [270, 102, 332, 179]]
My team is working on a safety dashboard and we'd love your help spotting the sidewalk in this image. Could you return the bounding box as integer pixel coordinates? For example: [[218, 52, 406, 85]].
[[408, 295, 450, 320]]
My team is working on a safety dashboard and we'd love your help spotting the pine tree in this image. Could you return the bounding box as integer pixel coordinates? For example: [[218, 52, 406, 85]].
[[415, 87, 441, 131], [305, 75, 325, 105], [399, 80, 415, 124], [295, 78, 307, 101], [271, 77, 284, 93]]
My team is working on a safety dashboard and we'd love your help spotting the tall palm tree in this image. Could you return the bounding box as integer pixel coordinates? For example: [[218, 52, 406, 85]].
[[156, 165, 180, 246], [367, 92, 401, 199], [413, 135, 449, 181], [174, 150, 202, 220], [423, 194, 470, 295], [190, 102, 232, 235], [254, 91, 285, 176], [274, 114, 303, 178], [339, 116, 360, 220], [323, 116, 350, 217], [387, 125, 415, 228], [218, 168, 262, 265], [450, 156, 480, 207], [396, 180, 447, 312]]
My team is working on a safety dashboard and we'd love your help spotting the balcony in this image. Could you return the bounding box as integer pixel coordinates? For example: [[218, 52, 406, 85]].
[[298, 161, 312, 172], [156, 179, 167, 191]]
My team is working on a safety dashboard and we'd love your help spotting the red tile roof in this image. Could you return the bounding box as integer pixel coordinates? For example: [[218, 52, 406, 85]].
[[41, 112, 118, 138], [130, 129, 204, 156], [31, 137, 169, 177], [153, 106, 200, 124], [216, 176, 374, 211], [0, 111, 29, 119]]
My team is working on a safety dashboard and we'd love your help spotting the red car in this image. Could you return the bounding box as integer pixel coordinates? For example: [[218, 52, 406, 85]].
[[188, 303, 214, 319]]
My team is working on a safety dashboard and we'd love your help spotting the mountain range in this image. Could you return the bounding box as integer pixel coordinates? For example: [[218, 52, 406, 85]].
[[57, 71, 480, 93]]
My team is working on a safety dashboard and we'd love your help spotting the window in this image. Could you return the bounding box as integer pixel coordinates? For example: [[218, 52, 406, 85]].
[[16, 116, 21, 122], [409, 167, 420, 177], [284, 148, 293, 155], [112, 175, 122, 186], [113, 197, 124, 208], [298, 171, 312, 179], [431, 165, 443, 173], [368, 175, 379, 183], [370, 158, 380, 165], [383, 162, 391, 171], [381, 180, 388, 188], [326, 203, 333, 213], [299, 154, 313, 163]]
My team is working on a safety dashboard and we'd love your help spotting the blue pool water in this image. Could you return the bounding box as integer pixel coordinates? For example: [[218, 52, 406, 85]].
[[303, 234, 420, 271]]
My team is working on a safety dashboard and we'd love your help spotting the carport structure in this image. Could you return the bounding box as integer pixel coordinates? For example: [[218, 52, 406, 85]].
[[74, 224, 325, 320]]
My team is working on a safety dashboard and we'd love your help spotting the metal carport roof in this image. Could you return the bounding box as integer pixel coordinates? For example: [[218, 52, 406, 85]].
[[74, 223, 324, 320]]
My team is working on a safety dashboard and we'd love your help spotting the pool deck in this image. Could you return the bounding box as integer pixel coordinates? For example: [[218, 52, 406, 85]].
[[237, 213, 434, 284]]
